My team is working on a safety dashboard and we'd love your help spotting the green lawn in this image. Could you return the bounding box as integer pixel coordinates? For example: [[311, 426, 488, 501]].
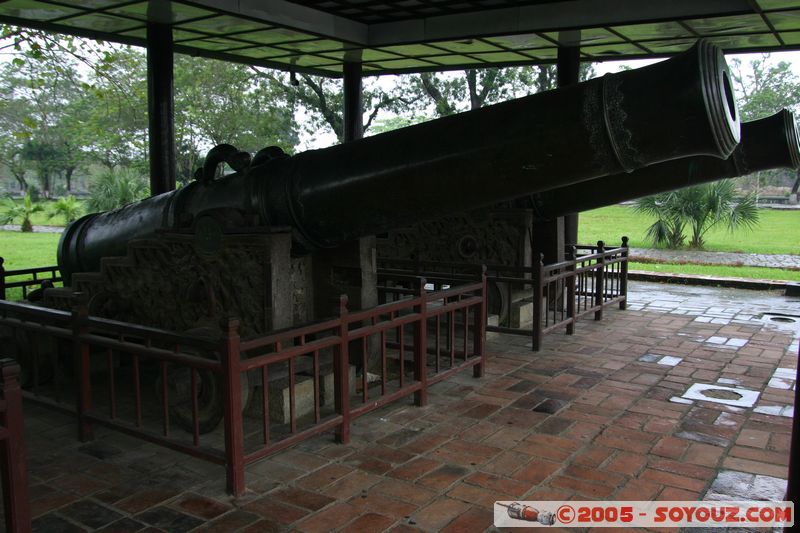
[[0, 231, 61, 270], [579, 205, 800, 255]]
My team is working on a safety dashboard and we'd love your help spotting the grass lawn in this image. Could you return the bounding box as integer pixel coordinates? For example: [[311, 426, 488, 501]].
[[0, 231, 61, 269], [579, 205, 800, 255]]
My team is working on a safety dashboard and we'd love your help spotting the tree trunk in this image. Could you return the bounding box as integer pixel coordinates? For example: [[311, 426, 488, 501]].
[[791, 169, 799, 194], [65, 167, 74, 191]]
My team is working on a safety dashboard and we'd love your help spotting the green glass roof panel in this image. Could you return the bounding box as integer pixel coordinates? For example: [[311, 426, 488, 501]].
[[471, 51, 531, 62], [779, 30, 800, 43], [686, 14, 770, 35], [766, 10, 800, 30], [273, 39, 350, 53], [119, 27, 147, 39], [59, 12, 141, 32], [641, 38, 696, 53], [367, 58, 438, 69], [613, 21, 693, 40], [107, 2, 216, 23], [172, 29, 205, 42], [521, 47, 559, 59], [545, 27, 622, 46], [424, 54, 485, 65], [581, 42, 647, 56], [706, 32, 780, 49], [0, 0, 83, 21], [318, 48, 402, 62], [429, 39, 502, 53], [224, 46, 288, 59], [178, 15, 272, 35], [233, 27, 314, 45], [486, 33, 552, 50], [182, 37, 247, 51], [376, 44, 446, 56], [758, 0, 800, 10], [289, 55, 340, 67], [314, 64, 344, 74]]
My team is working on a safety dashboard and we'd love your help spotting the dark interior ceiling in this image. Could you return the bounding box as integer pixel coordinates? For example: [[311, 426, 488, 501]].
[[1, 0, 800, 76]]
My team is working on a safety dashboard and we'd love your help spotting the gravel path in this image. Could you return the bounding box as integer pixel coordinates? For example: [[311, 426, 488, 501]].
[[630, 247, 800, 269]]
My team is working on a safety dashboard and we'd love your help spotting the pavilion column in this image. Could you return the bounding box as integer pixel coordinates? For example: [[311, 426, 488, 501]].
[[558, 45, 581, 248], [343, 61, 364, 142], [146, 22, 176, 195], [311, 61, 377, 318], [532, 46, 579, 265]]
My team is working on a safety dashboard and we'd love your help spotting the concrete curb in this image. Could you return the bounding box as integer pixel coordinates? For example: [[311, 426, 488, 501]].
[[628, 269, 798, 292]]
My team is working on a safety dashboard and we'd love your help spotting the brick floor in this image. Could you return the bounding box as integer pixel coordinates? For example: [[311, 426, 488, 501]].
[[16, 282, 799, 531]]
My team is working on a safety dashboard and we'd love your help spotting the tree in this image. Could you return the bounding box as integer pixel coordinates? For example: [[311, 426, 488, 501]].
[[405, 63, 596, 118], [635, 180, 759, 249], [262, 71, 413, 144], [173, 56, 299, 183], [1, 191, 43, 231], [85, 168, 149, 212], [49, 194, 82, 224], [730, 55, 800, 194]]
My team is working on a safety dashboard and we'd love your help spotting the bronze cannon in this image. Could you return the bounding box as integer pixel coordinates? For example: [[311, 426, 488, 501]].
[[527, 109, 800, 219], [58, 40, 740, 284]]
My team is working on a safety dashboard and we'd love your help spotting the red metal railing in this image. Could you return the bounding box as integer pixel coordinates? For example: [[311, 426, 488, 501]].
[[0, 273, 486, 496], [377, 237, 629, 351], [0, 359, 31, 533], [0, 257, 62, 301]]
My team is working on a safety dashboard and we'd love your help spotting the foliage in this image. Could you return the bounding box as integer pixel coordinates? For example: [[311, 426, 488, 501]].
[[0, 192, 43, 231], [730, 55, 800, 193], [85, 168, 149, 212], [48, 195, 82, 223], [634, 181, 759, 249]]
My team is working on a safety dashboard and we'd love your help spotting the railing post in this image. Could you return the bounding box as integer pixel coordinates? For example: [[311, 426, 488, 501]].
[[334, 295, 351, 444], [221, 317, 245, 497], [566, 246, 577, 335], [0, 359, 31, 533], [594, 241, 605, 321], [0, 257, 6, 301], [532, 253, 544, 352], [474, 266, 487, 377], [619, 236, 629, 310], [71, 292, 93, 442], [414, 277, 428, 405]]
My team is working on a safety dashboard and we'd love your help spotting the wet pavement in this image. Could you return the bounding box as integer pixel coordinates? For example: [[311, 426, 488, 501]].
[[11, 280, 799, 532]]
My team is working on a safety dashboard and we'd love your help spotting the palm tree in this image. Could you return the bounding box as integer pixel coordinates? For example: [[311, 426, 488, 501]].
[[634, 180, 760, 249], [49, 195, 83, 224], [1, 192, 44, 232], [85, 167, 149, 212]]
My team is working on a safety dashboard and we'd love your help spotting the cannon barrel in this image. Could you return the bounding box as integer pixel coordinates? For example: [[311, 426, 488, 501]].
[[528, 109, 800, 220], [59, 40, 739, 281]]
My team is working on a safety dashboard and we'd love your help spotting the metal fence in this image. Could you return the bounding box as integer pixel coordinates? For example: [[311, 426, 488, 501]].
[[0, 359, 31, 533], [0, 274, 486, 496], [0, 258, 62, 301]]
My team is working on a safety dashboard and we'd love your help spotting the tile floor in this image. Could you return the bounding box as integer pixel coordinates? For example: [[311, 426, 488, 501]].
[[12, 281, 800, 532]]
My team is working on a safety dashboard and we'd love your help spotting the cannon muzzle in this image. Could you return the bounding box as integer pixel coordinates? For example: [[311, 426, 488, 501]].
[[528, 109, 800, 219], [59, 40, 739, 281]]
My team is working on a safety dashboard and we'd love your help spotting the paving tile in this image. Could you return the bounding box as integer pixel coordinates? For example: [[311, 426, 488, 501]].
[[339, 512, 395, 533], [135, 506, 204, 533], [173, 493, 230, 520], [32, 513, 88, 533], [59, 499, 123, 529]]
